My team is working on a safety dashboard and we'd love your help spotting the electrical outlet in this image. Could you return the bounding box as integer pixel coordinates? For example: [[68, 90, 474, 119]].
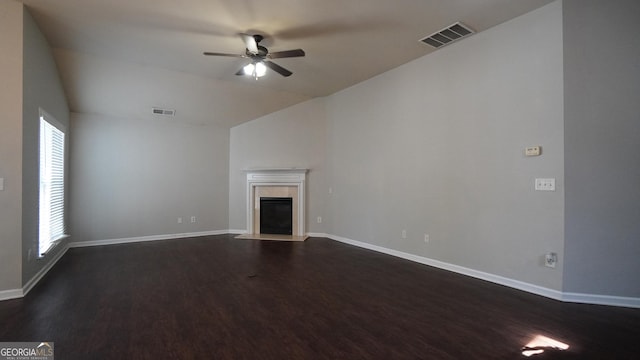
[[535, 178, 556, 191], [190, 216, 196, 223], [177, 217, 183, 224], [545, 253, 558, 268]]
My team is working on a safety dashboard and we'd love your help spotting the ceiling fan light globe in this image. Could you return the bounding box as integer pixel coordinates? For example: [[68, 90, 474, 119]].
[[255, 62, 267, 77], [243, 62, 266, 78], [243, 63, 255, 75]]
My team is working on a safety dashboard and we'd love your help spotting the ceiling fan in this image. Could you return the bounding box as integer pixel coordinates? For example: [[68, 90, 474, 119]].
[[203, 34, 305, 79]]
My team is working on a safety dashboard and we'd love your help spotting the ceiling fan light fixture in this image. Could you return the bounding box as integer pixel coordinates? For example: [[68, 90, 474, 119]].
[[243, 62, 267, 78], [205, 34, 302, 78]]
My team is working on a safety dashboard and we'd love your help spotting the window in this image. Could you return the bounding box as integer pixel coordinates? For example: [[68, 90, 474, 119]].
[[39, 110, 66, 256]]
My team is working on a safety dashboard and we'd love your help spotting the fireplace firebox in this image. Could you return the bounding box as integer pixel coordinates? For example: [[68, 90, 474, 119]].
[[260, 197, 293, 235]]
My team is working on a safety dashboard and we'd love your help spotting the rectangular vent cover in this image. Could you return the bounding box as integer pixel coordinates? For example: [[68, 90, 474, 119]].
[[152, 108, 176, 116], [420, 22, 474, 49]]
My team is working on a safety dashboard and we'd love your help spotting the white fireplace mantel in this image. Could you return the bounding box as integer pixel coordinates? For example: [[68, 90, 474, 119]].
[[244, 168, 308, 238]]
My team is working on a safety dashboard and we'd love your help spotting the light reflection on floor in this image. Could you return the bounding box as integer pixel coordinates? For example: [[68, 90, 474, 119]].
[[521, 335, 570, 357]]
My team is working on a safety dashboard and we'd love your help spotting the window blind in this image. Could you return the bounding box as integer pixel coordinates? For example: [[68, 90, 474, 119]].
[[39, 115, 65, 255]]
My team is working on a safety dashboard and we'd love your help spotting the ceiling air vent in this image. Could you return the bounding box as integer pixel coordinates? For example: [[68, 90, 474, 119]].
[[419, 22, 474, 49], [152, 107, 176, 116]]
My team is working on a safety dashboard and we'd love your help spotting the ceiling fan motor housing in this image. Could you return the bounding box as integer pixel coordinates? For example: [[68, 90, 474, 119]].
[[257, 45, 268, 57]]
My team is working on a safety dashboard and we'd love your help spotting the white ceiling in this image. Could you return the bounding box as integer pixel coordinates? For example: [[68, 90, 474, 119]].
[[20, 0, 554, 127]]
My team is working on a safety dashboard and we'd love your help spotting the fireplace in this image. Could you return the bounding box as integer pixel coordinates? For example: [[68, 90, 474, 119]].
[[236, 168, 308, 241], [260, 197, 293, 235]]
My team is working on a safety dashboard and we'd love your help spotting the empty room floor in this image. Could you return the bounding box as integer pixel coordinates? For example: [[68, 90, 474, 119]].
[[1, 235, 639, 359]]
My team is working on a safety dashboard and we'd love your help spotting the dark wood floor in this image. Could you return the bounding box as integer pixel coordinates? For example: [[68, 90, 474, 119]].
[[1, 235, 638, 359]]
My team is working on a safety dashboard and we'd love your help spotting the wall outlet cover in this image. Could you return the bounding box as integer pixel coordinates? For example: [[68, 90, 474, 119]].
[[545, 253, 557, 268], [535, 178, 556, 191]]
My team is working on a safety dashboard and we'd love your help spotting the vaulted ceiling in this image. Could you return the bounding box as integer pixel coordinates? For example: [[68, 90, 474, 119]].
[[20, 0, 554, 127]]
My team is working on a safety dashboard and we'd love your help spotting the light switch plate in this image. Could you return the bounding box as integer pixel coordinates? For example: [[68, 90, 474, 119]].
[[535, 178, 556, 191], [0, 177, 4, 191], [525, 146, 541, 156]]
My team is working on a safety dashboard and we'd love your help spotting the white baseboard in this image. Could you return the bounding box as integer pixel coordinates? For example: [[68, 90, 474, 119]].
[[323, 233, 639, 309], [1, 243, 70, 301], [0, 288, 23, 301], [68, 230, 231, 248], [562, 292, 640, 308], [306, 232, 327, 238], [23, 245, 69, 296], [228, 229, 248, 235]]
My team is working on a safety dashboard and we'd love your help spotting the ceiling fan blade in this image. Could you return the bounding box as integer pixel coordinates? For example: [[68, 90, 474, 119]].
[[203, 52, 246, 58], [240, 33, 259, 54], [263, 61, 293, 77], [267, 49, 306, 59]]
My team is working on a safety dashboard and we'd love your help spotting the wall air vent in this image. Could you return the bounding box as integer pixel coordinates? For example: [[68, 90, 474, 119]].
[[419, 22, 474, 49], [152, 107, 176, 116]]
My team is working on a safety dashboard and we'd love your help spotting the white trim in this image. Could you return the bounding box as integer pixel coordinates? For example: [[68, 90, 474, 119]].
[[68, 230, 230, 248], [39, 108, 65, 132], [23, 245, 69, 296], [228, 229, 248, 235], [0, 288, 23, 301], [322, 233, 640, 309], [1, 242, 70, 301], [37, 234, 69, 259], [561, 292, 640, 308], [305, 232, 327, 238]]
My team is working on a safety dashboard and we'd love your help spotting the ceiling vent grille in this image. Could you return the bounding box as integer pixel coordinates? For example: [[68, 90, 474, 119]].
[[152, 107, 176, 116], [419, 22, 474, 49]]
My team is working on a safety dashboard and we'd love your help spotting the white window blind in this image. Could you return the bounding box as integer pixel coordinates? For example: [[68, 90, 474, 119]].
[[39, 112, 66, 256]]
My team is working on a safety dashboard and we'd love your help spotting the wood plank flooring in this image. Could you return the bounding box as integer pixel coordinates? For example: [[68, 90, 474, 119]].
[[1, 235, 639, 359]]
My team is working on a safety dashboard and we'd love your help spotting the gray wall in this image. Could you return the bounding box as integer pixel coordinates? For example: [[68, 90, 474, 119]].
[[70, 113, 230, 241], [21, 8, 71, 285], [229, 2, 565, 291], [325, 2, 564, 290], [563, 0, 640, 297], [64, 48, 232, 242], [229, 98, 327, 233], [0, 0, 23, 293]]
